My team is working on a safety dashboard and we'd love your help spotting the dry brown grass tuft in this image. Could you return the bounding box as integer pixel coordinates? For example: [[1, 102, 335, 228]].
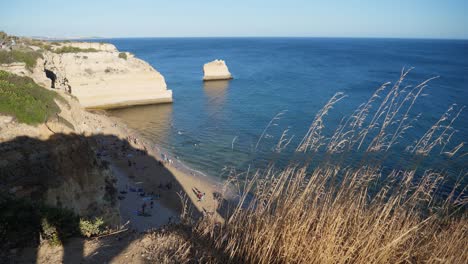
[[198, 166, 466, 263], [141, 229, 192, 263]]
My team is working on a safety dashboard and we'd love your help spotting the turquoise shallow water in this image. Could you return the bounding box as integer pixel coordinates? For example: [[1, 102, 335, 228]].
[[97, 38, 467, 184]]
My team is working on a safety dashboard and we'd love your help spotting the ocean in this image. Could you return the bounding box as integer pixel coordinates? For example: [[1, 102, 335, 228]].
[[94, 38, 467, 183]]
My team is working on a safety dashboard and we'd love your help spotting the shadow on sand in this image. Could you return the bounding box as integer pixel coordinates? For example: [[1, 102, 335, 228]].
[[0, 133, 233, 263]]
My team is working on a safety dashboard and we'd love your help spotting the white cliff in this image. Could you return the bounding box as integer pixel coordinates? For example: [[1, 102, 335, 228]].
[[0, 59, 50, 87], [42, 42, 172, 109], [55, 42, 118, 52], [203, 59, 233, 81]]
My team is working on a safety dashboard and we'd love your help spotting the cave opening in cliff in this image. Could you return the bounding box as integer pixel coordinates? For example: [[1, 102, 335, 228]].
[[44, 69, 56, 88]]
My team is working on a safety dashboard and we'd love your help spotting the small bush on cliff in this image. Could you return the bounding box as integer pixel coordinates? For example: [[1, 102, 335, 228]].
[[0, 49, 43, 70], [40, 207, 80, 245], [54, 46, 98, 54], [0, 31, 7, 41], [0, 196, 42, 250], [0, 196, 80, 249], [0, 70, 61, 125], [118, 52, 127, 60], [79, 217, 105, 237], [22, 38, 53, 51]]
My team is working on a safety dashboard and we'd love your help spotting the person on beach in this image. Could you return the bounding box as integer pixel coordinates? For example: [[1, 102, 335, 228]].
[[194, 188, 205, 202], [197, 192, 205, 201], [142, 202, 146, 214], [150, 200, 154, 209]]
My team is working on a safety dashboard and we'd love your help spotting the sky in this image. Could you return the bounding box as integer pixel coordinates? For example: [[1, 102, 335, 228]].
[[1, 0, 467, 39]]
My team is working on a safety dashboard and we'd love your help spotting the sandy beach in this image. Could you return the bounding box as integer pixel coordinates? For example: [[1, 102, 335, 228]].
[[96, 115, 227, 232]]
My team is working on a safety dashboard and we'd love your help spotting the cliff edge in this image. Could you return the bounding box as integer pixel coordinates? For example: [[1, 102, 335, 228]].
[[0, 39, 173, 109], [43, 42, 173, 109]]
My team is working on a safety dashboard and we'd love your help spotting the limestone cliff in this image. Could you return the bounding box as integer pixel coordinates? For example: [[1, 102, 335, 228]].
[[1, 41, 173, 109], [203, 59, 233, 81], [0, 59, 50, 88], [41, 42, 173, 109], [0, 85, 121, 225], [0, 134, 119, 225]]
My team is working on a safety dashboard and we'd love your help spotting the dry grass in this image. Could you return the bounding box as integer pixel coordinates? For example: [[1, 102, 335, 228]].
[[196, 166, 466, 264], [186, 71, 467, 263], [141, 230, 192, 263]]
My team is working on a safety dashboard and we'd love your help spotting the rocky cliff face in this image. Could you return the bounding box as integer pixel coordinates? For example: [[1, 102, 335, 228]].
[[0, 83, 122, 226], [0, 59, 50, 88], [41, 42, 173, 109], [0, 134, 119, 225], [56, 42, 118, 52]]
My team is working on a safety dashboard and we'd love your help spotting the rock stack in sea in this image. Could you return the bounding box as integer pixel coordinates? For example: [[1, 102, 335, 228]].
[[203, 59, 233, 81]]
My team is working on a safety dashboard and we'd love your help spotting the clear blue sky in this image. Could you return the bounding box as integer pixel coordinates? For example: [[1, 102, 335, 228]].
[[1, 0, 467, 39]]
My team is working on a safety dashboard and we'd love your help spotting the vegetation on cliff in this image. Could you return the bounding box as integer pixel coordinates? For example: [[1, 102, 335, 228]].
[[0, 49, 43, 70], [0, 32, 43, 69], [0, 70, 62, 124], [118, 52, 127, 60], [53, 46, 98, 54], [0, 195, 106, 250]]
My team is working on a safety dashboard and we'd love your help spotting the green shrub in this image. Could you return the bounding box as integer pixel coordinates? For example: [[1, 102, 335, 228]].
[[118, 52, 127, 60], [0, 196, 42, 249], [79, 217, 105, 237], [0, 49, 43, 70], [0, 195, 80, 248], [22, 39, 53, 51], [0, 70, 62, 125], [0, 31, 7, 41], [54, 46, 98, 54], [40, 206, 80, 245]]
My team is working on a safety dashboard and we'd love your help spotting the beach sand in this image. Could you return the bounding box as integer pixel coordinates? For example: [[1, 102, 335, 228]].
[[97, 116, 227, 232]]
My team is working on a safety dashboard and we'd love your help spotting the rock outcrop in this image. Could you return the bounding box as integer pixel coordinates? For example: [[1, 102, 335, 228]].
[[1, 40, 173, 109], [56, 42, 118, 52], [0, 88, 122, 225], [0, 59, 50, 88], [39, 42, 173, 109], [203, 59, 233, 81], [0, 134, 119, 225]]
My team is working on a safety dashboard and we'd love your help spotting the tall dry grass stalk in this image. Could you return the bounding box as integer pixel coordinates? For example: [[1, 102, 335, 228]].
[[191, 71, 467, 263]]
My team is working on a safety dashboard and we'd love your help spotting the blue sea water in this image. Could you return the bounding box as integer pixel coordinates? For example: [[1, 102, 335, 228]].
[[97, 38, 467, 181]]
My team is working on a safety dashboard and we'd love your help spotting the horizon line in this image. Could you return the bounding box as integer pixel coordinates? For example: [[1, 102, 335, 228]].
[[29, 35, 468, 41]]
